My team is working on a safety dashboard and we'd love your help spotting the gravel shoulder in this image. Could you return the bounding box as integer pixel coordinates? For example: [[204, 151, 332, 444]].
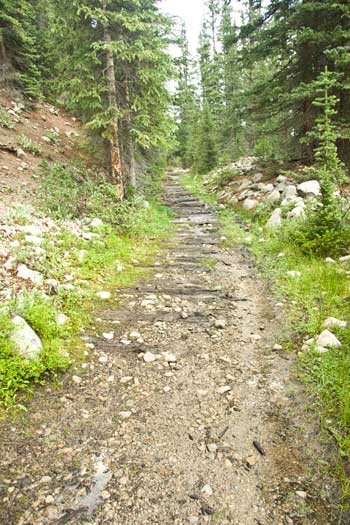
[[0, 172, 338, 525]]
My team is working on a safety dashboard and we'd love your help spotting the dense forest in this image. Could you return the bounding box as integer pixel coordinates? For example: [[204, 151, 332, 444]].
[[174, 0, 350, 175], [2, 0, 349, 185], [0, 0, 173, 195]]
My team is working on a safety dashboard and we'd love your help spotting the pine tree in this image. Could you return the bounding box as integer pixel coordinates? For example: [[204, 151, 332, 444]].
[[0, 0, 41, 96]]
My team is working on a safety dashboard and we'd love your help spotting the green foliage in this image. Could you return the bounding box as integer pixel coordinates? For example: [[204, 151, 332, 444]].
[[0, 106, 15, 129], [0, 295, 70, 409], [196, 101, 217, 174], [286, 70, 350, 256], [18, 135, 42, 156], [0, 0, 42, 96]]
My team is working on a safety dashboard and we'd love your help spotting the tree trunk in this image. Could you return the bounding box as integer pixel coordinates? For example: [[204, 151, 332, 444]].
[[104, 26, 124, 198]]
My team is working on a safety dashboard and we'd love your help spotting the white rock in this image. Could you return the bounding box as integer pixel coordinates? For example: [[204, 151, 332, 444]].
[[243, 198, 258, 211], [324, 317, 347, 329], [339, 255, 350, 263], [287, 270, 301, 278], [120, 376, 133, 383], [72, 375, 82, 384], [325, 257, 335, 264], [261, 183, 274, 193], [129, 330, 141, 341], [22, 225, 44, 236], [96, 291, 111, 300], [201, 484, 213, 496], [316, 345, 329, 354], [98, 356, 108, 364], [17, 264, 43, 286], [217, 385, 232, 395], [273, 344, 283, 351], [266, 190, 281, 204], [316, 330, 341, 348], [102, 332, 114, 340], [56, 313, 68, 326], [91, 218, 103, 228], [297, 180, 321, 197], [143, 352, 157, 363], [215, 319, 226, 329], [164, 353, 177, 363], [119, 411, 132, 419], [266, 208, 282, 229], [276, 175, 288, 183], [287, 205, 305, 219], [283, 185, 297, 198], [11, 316, 42, 360], [25, 235, 43, 245]]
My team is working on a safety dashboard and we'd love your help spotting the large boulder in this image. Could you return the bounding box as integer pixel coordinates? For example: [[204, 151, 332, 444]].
[[260, 183, 274, 194], [17, 264, 44, 286], [297, 180, 321, 198], [243, 198, 258, 211], [287, 203, 305, 219], [316, 329, 341, 348], [266, 208, 282, 228], [283, 185, 297, 198], [11, 316, 42, 361], [266, 190, 281, 204]]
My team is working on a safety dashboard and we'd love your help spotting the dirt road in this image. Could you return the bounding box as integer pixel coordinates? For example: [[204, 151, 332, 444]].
[[0, 173, 338, 524]]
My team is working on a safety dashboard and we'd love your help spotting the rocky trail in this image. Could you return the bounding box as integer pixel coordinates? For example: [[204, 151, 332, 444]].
[[0, 172, 339, 524]]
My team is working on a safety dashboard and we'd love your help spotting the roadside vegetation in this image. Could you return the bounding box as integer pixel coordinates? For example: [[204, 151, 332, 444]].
[[0, 161, 172, 411]]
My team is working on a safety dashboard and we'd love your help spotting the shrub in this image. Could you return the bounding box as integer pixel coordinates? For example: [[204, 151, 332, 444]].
[[287, 69, 350, 257]]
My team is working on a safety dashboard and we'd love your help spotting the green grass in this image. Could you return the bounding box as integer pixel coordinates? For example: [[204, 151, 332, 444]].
[[18, 135, 42, 156], [0, 106, 15, 129], [182, 171, 350, 500], [0, 163, 173, 411]]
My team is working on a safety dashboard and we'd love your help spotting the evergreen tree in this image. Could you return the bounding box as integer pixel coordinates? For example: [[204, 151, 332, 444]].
[[0, 0, 41, 96]]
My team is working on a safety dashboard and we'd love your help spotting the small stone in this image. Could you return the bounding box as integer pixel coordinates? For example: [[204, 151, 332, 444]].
[[250, 334, 262, 342], [189, 517, 199, 525], [339, 255, 350, 263], [273, 344, 283, 351], [201, 484, 213, 496], [102, 332, 114, 340], [56, 313, 68, 326], [164, 353, 177, 363], [98, 356, 108, 364], [207, 444, 217, 453], [246, 455, 257, 468], [217, 385, 231, 395], [324, 317, 347, 329], [296, 490, 307, 500], [96, 291, 111, 300], [120, 376, 133, 383], [287, 270, 301, 278], [163, 386, 171, 393], [129, 330, 141, 341], [91, 218, 103, 228], [325, 257, 336, 264], [40, 476, 52, 483], [45, 495, 55, 505], [143, 352, 157, 363], [214, 319, 226, 329], [72, 375, 82, 384], [119, 411, 132, 419]]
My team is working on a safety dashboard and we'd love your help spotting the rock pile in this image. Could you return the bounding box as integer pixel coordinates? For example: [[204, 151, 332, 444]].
[[205, 158, 325, 228]]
